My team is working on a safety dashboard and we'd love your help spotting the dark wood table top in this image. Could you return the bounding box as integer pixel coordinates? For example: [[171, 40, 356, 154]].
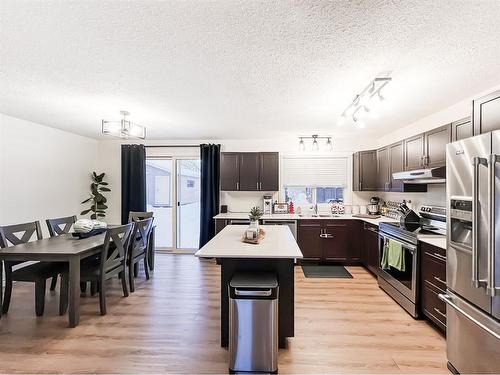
[[0, 233, 105, 257]]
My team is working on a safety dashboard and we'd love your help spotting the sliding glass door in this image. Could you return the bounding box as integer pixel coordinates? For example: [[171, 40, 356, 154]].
[[176, 159, 201, 249], [146, 156, 200, 252]]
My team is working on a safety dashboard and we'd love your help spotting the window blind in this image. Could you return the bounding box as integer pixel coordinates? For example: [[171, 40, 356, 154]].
[[281, 156, 348, 187]]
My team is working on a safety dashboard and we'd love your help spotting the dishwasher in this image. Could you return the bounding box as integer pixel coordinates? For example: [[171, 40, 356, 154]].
[[262, 219, 297, 240]]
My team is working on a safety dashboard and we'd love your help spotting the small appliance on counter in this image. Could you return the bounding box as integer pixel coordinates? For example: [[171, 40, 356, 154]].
[[273, 202, 288, 214], [263, 195, 273, 215], [221, 205, 228, 213], [367, 196, 380, 215]]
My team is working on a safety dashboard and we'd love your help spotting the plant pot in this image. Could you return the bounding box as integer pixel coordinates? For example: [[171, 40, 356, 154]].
[[249, 220, 260, 231]]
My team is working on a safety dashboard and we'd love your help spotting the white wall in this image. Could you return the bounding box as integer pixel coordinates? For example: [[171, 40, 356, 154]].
[[0, 114, 99, 237]]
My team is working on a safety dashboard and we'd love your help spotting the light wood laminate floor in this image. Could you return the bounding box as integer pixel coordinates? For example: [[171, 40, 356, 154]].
[[0, 254, 447, 373]]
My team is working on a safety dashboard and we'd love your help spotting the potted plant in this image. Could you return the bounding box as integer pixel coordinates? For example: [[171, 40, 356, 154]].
[[248, 206, 263, 231], [81, 172, 111, 221]]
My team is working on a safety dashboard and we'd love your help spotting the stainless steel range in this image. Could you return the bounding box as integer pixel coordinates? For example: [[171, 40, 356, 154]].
[[378, 205, 446, 318]]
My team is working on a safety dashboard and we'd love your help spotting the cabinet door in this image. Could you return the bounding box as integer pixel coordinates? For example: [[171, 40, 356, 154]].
[[376, 147, 390, 191], [220, 153, 240, 191], [451, 116, 472, 142], [365, 226, 379, 275], [297, 221, 323, 260], [238, 153, 260, 191], [322, 221, 351, 261], [359, 150, 377, 191], [215, 219, 227, 234], [389, 141, 404, 192], [353, 152, 360, 191], [424, 124, 451, 168], [404, 133, 425, 170], [473, 89, 500, 135], [259, 152, 279, 191]]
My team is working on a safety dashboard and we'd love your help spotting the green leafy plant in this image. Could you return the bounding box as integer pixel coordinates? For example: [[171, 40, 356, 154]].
[[81, 172, 111, 219], [249, 206, 263, 221]]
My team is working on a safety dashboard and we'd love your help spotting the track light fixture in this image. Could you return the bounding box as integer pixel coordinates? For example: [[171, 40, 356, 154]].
[[337, 76, 392, 128], [298, 135, 333, 151]]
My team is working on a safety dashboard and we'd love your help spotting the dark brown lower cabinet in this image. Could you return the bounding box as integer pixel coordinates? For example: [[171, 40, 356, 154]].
[[420, 242, 447, 334], [297, 221, 323, 260], [362, 223, 379, 275], [298, 220, 360, 262], [215, 219, 228, 234]]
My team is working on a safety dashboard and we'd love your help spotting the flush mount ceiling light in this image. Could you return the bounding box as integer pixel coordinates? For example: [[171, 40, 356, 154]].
[[337, 77, 392, 128], [298, 135, 333, 151], [102, 111, 146, 140]]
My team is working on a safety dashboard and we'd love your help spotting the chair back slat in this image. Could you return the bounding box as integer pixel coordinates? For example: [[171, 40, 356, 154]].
[[46, 215, 77, 237], [128, 211, 153, 223], [0, 221, 43, 248], [100, 223, 134, 277], [130, 218, 154, 255]]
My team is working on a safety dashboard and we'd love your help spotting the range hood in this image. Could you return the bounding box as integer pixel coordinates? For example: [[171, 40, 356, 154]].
[[392, 166, 446, 184]]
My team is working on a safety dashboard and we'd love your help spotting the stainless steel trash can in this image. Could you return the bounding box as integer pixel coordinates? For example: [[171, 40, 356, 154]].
[[229, 272, 279, 373]]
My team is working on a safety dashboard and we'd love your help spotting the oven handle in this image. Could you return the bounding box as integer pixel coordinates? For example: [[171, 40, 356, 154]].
[[379, 232, 417, 253]]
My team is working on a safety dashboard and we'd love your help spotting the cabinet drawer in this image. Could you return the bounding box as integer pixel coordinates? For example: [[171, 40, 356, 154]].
[[422, 284, 446, 332], [422, 251, 446, 292], [421, 242, 446, 260]]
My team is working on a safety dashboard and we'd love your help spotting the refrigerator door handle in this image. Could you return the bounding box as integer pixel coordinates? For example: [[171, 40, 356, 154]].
[[488, 154, 500, 296], [472, 156, 488, 288], [439, 293, 500, 341]]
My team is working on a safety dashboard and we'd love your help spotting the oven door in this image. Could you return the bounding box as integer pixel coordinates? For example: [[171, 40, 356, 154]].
[[378, 232, 419, 303]]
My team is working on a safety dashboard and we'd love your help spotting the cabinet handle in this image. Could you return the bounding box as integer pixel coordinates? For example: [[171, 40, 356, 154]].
[[236, 182, 239, 191], [359, 181, 362, 190], [433, 307, 446, 319], [425, 251, 446, 262], [257, 182, 259, 190], [320, 233, 334, 239], [434, 276, 446, 286]]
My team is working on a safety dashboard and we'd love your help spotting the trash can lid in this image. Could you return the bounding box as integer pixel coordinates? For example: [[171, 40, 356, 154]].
[[230, 272, 278, 289]]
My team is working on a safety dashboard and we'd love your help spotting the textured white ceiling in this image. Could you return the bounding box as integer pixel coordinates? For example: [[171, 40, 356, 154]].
[[1, 0, 500, 140]]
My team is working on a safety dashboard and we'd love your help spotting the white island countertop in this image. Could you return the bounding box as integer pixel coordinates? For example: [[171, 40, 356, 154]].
[[195, 225, 303, 259]]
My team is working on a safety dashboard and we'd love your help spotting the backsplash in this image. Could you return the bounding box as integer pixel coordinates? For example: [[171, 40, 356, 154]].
[[220, 191, 280, 213], [352, 184, 446, 210]]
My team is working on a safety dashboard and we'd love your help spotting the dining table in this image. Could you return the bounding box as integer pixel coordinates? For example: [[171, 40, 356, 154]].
[[0, 233, 106, 327]]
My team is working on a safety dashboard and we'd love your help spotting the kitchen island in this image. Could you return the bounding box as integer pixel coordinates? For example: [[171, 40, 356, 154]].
[[195, 225, 303, 348]]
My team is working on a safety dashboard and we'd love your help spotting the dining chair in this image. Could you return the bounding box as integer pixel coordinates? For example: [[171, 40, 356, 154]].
[[46, 215, 94, 294], [0, 221, 69, 316], [128, 211, 155, 273], [79, 223, 134, 315], [127, 218, 154, 293], [46, 215, 77, 291]]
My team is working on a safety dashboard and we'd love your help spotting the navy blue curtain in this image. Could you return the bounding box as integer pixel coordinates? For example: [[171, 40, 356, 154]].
[[199, 144, 221, 248], [121, 144, 146, 224]]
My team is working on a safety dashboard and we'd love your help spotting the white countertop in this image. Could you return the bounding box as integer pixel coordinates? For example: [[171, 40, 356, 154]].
[[417, 235, 447, 249], [195, 225, 303, 259], [213, 213, 447, 249], [214, 212, 398, 226]]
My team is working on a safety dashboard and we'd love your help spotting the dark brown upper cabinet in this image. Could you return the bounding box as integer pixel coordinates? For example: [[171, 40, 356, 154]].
[[353, 150, 377, 191], [220, 152, 279, 192], [404, 133, 425, 170], [451, 116, 472, 142], [259, 152, 279, 191], [376, 146, 390, 191], [423, 124, 451, 168], [238, 153, 260, 191], [220, 153, 240, 191], [473, 89, 500, 135], [389, 141, 404, 192]]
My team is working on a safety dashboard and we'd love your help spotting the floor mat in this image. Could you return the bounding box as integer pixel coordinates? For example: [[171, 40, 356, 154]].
[[301, 263, 353, 278]]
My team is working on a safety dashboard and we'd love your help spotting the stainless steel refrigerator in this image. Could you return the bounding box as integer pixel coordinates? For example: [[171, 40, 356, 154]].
[[444, 131, 500, 373]]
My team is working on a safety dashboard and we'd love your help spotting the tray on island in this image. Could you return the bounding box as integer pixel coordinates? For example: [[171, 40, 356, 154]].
[[241, 228, 266, 245], [71, 228, 106, 239]]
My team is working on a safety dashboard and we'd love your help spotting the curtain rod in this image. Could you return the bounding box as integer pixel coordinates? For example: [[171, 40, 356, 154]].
[[145, 145, 200, 148]]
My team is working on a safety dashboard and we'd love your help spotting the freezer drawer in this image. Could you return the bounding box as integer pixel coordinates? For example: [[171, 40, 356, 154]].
[[440, 291, 500, 374]]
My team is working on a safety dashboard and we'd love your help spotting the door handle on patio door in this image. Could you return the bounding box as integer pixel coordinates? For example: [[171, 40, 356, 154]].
[[487, 154, 500, 296], [472, 156, 488, 288]]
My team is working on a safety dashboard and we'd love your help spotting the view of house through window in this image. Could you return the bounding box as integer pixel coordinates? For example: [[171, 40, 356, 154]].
[[284, 186, 344, 205], [146, 157, 201, 251]]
